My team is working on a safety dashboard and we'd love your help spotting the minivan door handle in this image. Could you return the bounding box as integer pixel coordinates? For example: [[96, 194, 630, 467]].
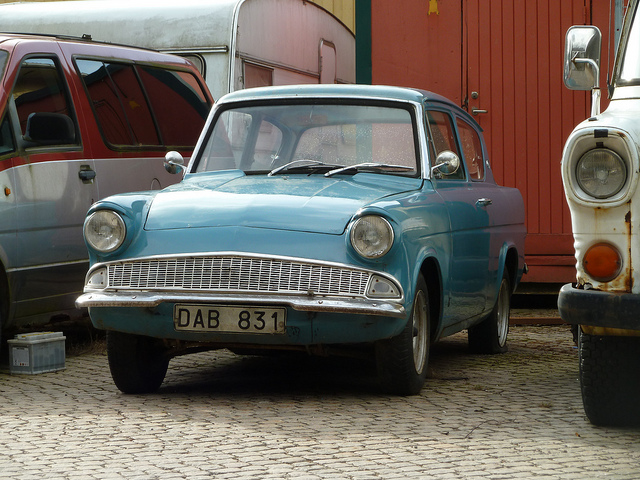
[[78, 166, 96, 182], [476, 198, 492, 207]]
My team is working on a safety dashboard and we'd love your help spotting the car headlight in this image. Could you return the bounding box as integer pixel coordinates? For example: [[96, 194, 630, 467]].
[[350, 215, 394, 259], [576, 148, 627, 199], [84, 210, 126, 253]]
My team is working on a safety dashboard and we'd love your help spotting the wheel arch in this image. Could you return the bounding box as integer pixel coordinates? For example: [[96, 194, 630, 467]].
[[418, 255, 442, 342]]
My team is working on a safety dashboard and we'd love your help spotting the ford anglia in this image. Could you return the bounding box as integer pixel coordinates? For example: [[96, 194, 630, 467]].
[[76, 84, 526, 395]]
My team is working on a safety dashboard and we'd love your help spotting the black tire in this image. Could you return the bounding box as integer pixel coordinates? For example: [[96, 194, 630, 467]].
[[107, 331, 169, 394], [376, 275, 430, 396], [578, 328, 640, 427], [468, 270, 511, 354]]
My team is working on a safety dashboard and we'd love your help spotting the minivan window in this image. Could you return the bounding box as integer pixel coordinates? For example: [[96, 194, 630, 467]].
[[0, 50, 8, 78], [76, 59, 210, 149], [76, 59, 159, 146], [0, 114, 15, 156], [137, 66, 210, 147], [13, 57, 79, 144]]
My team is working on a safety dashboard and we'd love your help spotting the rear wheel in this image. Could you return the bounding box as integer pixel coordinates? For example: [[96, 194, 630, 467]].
[[107, 331, 169, 394], [376, 275, 430, 395], [468, 270, 510, 354], [578, 328, 640, 426]]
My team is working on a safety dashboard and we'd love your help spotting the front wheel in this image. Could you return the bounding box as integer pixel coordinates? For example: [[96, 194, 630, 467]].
[[107, 331, 169, 394], [579, 328, 640, 426], [376, 275, 430, 395], [468, 270, 511, 354]]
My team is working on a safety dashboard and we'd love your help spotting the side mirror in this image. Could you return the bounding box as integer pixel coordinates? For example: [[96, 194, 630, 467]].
[[564, 26, 602, 91], [24, 112, 76, 145], [431, 150, 460, 177], [164, 151, 185, 174]]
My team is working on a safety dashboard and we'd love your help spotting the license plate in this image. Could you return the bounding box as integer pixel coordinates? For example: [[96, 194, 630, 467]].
[[174, 304, 286, 334]]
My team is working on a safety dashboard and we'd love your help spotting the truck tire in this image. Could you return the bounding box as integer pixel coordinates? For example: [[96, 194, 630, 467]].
[[468, 270, 511, 354], [376, 275, 430, 396], [107, 331, 169, 394], [579, 328, 640, 426]]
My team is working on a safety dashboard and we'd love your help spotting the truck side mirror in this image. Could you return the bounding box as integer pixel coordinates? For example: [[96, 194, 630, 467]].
[[564, 26, 602, 90], [564, 26, 602, 116]]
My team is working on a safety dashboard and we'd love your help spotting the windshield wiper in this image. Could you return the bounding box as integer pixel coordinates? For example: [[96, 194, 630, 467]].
[[268, 159, 341, 176], [324, 163, 414, 178]]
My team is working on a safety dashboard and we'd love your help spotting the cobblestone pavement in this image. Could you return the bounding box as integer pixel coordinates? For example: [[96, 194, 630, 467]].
[[1, 325, 639, 480]]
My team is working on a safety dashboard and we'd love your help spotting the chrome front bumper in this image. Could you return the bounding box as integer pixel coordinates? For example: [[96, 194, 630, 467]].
[[76, 291, 406, 318]]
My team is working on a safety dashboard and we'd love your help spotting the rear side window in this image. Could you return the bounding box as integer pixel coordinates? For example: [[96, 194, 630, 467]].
[[137, 66, 210, 146], [76, 59, 209, 149], [12, 56, 79, 145]]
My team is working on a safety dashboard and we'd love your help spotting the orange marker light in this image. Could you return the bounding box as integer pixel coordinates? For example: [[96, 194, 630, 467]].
[[4, 187, 10, 196], [583, 243, 622, 282]]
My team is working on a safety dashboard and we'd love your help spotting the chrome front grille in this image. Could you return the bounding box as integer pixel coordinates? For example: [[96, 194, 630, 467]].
[[107, 255, 371, 296]]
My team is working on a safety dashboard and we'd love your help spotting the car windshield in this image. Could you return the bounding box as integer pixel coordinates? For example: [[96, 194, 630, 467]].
[[193, 102, 419, 176], [618, 2, 640, 85]]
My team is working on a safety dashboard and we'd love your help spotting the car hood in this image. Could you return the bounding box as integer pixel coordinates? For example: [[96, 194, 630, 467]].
[[144, 171, 422, 234]]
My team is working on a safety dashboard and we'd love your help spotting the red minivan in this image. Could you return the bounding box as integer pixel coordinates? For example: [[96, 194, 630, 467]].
[[0, 33, 213, 343]]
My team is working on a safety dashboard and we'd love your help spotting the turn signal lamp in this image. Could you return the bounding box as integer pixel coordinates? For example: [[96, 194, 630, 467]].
[[583, 243, 622, 282]]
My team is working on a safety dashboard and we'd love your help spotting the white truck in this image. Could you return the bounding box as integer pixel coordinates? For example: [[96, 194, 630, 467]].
[[0, 0, 355, 100], [559, 0, 640, 426]]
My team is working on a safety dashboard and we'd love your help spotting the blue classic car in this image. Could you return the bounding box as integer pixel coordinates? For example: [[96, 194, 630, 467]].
[[76, 85, 526, 395]]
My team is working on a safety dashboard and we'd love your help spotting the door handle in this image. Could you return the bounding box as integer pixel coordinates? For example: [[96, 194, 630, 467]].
[[79, 166, 96, 182], [476, 198, 492, 207], [472, 107, 488, 116]]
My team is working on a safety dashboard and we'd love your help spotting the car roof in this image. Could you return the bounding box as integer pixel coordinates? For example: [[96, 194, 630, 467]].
[[0, 32, 155, 55], [216, 84, 476, 125]]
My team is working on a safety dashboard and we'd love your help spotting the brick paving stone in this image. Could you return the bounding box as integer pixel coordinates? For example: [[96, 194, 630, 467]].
[[1, 326, 640, 479]]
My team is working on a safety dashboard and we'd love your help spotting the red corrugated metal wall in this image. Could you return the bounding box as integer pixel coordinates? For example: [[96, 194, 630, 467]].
[[370, 0, 616, 286]]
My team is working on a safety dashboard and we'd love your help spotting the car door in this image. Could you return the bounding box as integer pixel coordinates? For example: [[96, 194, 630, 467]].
[[4, 45, 98, 318], [427, 108, 491, 321]]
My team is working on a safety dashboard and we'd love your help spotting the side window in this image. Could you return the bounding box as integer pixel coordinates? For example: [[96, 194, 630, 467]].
[[76, 59, 159, 146], [0, 114, 16, 156], [426, 110, 464, 179], [456, 118, 485, 180], [137, 66, 210, 147], [12, 56, 79, 146]]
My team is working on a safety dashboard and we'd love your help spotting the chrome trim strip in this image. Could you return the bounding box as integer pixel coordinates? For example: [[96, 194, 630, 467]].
[[76, 291, 406, 318]]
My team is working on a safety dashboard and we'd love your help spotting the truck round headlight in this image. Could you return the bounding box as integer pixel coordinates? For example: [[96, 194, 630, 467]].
[[576, 148, 627, 199], [350, 215, 394, 259], [84, 210, 126, 253]]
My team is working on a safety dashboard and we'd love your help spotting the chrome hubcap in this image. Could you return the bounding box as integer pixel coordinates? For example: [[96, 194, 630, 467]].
[[496, 279, 510, 347], [412, 290, 428, 374]]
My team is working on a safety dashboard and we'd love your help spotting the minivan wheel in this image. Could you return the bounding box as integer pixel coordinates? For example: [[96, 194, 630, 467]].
[[107, 331, 169, 394], [468, 270, 511, 354], [376, 275, 430, 396]]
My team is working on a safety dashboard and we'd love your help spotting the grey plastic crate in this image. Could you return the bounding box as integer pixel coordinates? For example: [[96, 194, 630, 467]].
[[8, 332, 66, 374]]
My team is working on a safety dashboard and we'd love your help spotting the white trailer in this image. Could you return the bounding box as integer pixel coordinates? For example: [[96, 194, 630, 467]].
[[0, 0, 355, 99]]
